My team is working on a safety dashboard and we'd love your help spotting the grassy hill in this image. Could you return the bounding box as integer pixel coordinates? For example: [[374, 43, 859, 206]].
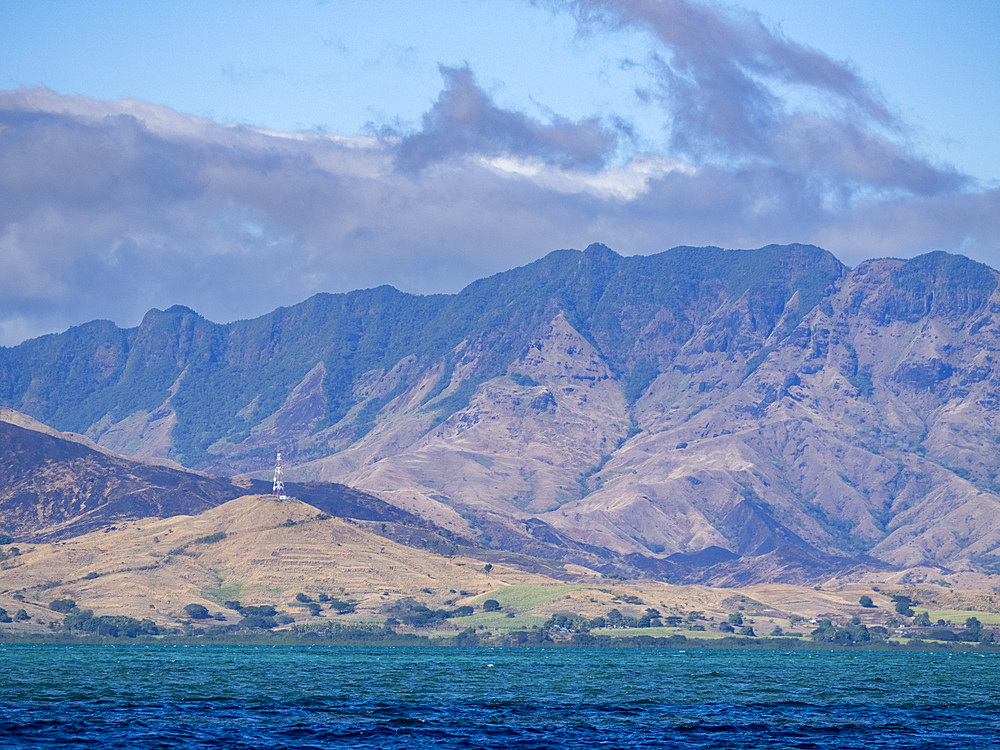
[[2, 494, 999, 645]]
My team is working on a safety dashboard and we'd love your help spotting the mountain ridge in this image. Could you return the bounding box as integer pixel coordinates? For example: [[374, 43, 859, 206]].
[[3, 243, 999, 584]]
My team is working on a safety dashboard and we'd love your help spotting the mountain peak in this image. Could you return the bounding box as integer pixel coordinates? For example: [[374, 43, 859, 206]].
[[583, 242, 619, 259]]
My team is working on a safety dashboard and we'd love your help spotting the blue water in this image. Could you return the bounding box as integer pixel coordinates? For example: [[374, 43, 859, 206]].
[[1, 644, 998, 748]]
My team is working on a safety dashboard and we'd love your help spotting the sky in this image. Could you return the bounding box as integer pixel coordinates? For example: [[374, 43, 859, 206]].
[[1, 0, 998, 345]]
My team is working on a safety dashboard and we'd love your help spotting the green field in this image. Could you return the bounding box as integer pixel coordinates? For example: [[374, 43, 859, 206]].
[[448, 611, 549, 630], [467, 584, 591, 611], [923, 609, 1000, 626]]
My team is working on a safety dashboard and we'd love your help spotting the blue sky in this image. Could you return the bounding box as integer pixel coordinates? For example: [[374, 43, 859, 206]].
[[5, 0, 997, 180], [1, 0, 998, 344]]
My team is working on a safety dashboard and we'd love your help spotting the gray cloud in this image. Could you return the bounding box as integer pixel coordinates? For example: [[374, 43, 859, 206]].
[[394, 65, 620, 172], [561, 0, 966, 197], [1, 2, 998, 346]]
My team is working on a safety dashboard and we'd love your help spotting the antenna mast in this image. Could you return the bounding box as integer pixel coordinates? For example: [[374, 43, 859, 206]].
[[272, 446, 287, 500]]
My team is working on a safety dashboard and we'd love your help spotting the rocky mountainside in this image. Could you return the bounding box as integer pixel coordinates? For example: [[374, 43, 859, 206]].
[[3, 243, 1000, 583]]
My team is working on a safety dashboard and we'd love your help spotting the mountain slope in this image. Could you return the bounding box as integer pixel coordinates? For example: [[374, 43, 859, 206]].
[[0, 410, 420, 542], [4, 244, 1000, 582]]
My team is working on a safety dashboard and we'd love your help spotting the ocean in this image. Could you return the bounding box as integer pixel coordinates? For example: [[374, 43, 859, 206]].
[[1, 644, 998, 748]]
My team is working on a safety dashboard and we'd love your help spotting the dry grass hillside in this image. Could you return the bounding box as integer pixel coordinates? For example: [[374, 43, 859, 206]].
[[0, 495, 561, 628], [3, 494, 1000, 640]]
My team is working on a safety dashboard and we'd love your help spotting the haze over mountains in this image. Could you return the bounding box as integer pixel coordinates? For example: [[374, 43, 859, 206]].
[[3, 243, 1000, 584]]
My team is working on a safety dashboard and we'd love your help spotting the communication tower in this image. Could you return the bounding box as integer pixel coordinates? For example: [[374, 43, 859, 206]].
[[272, 447, 287, 500]]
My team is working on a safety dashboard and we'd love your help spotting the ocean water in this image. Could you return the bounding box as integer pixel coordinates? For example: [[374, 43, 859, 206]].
[[1, 644, 998, 748]]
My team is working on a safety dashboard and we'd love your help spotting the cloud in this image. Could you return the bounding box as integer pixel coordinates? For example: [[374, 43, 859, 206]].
[[0, 3, 998, 346], [559, 0, 966, 197], [394, 65, 620, 172]]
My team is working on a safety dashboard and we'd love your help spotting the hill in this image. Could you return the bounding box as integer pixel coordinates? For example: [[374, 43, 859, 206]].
[[4, 494, 998, 641], [0, 409, 421, 542], [3, 243, 1000, 582]]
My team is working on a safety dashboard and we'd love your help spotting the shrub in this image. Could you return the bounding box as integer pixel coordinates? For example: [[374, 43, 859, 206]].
[[859, 595, 875, 608], [482, 599, 501, 612], [926, 628, 957, 641], [455, 628, 480, 647], [238, 614, 278, 630], [62, 611, 160, 637], [184, 603, 210, 619], [50, 599, 77, 613], [326, 598, 357, 614], [14, 609, 29, 621], [240, 605, 277, 617], [381, 598, 446, 626], [193, 531, 227, 545]]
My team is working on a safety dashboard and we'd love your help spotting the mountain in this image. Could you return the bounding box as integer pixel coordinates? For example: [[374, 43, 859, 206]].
[[3, 243, 1000, 583]]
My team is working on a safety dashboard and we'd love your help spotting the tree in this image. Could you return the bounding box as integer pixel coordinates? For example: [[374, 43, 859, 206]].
[[926, 628, 957, 641], [50, 598, 76, 613], [326, 598, 357, 614], [891, 594, 916, 617], [913, 611, 931, 627], [483, 563, 493, 576], [849, 623, 870, 642], [13, 609, 29, 622], [240, 605, 277, 617], [859, 595, 875, 608], [482, 599, 501, 612], [238, 614, 278, 630], [455, 628, 480, 647], [728, 613, 743, 626], [184, 603, 210, 619]]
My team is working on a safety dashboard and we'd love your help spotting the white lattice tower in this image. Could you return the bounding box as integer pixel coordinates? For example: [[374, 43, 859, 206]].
[[272, 447, 286, 499]]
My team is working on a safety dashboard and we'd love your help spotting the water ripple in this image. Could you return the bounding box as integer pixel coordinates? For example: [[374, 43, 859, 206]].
[[1, 645, 999, 748]]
